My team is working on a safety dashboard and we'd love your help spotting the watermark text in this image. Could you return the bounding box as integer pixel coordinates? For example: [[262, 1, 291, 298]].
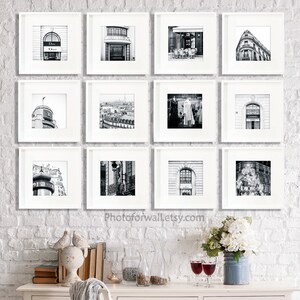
[[105, 212, 205, 224]]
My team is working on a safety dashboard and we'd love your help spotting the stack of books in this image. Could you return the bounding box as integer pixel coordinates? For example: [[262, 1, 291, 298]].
[[32, 265, 58, 284], [58, 242, 106, 283]]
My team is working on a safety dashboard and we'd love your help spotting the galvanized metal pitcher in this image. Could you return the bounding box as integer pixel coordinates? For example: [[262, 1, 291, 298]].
[[224, 252, 249, 285]]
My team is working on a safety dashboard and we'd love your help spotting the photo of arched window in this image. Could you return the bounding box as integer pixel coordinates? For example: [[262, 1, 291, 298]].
[[168, 161, 203, 196], [179, 168, 192, 195], [235, 94, 270, 130], [32, 25, 68, 61], [246, 103, 260, 129], [43, 31, 61, 61]]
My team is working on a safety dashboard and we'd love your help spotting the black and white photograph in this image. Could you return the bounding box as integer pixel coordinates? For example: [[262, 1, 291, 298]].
[[100, 161, 135, 196], [99, 94, 134, 129], [221, 81, 283, 143], [33, 161, 68, 196], [168, 26, 203, 60], [235, 94, 270, 130], [31, 94, 67, 129], [168, 161, 203, 196], [32, 25, 68, 61], [168, 94, 202, 129], [236, 26, 271, 61], [19, 147, 81, 209], [100, 26, 135, 61], [236, 161, 271, 196], [19, 13, 81, 74]]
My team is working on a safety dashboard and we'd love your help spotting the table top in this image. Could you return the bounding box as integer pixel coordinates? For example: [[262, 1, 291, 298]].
[[17, 281, 300, 293]]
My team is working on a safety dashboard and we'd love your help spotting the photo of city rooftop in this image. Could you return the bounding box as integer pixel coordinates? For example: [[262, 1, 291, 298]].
[[99, 94, 135, 129]]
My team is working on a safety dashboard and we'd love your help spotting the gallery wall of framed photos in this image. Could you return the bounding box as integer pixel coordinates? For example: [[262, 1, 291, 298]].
[[17, 12, 284, 211]]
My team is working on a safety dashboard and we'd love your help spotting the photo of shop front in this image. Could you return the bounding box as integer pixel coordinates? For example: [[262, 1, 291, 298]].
[[168, 26, 203, 60]]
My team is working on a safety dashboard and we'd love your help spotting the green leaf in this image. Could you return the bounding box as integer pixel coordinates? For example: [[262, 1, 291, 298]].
[[233, 251, 241, 262], [244, 217, 252, 224]]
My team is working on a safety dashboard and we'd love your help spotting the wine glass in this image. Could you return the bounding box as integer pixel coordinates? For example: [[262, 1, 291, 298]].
[[189, 254, 203, 286], [202, 256, 217, 288]]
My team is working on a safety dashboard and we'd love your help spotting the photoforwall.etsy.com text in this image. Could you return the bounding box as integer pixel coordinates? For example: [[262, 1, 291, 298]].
[[104, 212, 205, 223]]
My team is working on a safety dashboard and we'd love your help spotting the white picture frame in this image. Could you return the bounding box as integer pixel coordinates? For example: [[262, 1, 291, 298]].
[[154, 80, 217, 142], [19, 12, 81, 74], [19, 147, 82, 209], [221, 80, 283, 143], [18, 80, 81, 143], [87, 147, 150, 209], [86, 80, 149, 143], [154, 12, 217, 74], [222, 13, 284, 75], [222, 147, 284, 210], [154, 147, 217, 209], [87, 13, 150, 75]]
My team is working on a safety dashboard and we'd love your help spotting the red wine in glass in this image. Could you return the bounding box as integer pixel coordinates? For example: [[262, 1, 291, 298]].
[[191, 261, 202, 275], [203, 263, 216, 276]]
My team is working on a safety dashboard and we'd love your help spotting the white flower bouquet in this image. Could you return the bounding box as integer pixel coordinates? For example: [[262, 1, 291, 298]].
[[202, 216, 257, 262]]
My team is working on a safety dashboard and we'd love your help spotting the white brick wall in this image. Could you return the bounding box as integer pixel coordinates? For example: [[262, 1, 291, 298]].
[[0, 0, 299, 299]]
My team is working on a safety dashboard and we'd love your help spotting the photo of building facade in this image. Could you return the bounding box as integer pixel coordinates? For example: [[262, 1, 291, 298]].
[[31, 94, 66, 129], [32, 162, 67, 196], [32, 97, 57, 129], [101, 161, 135, 196], [168, 94, 202, 128], [168, 161, 203, 196], [236, 28, 271, 61], [32, 25, 68, 61], [168, 26, 203, 60], [236, 161, 271, 196], [99, 94, 134, 129], [100, 26, 135, 61], [235, 94, 270, 130]]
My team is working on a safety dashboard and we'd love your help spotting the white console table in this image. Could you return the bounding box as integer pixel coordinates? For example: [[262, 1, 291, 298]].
[[17, 282, 299, 300]]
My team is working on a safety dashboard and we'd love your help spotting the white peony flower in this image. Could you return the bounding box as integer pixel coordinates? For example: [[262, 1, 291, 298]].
[[219, 218, 256, 253]]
